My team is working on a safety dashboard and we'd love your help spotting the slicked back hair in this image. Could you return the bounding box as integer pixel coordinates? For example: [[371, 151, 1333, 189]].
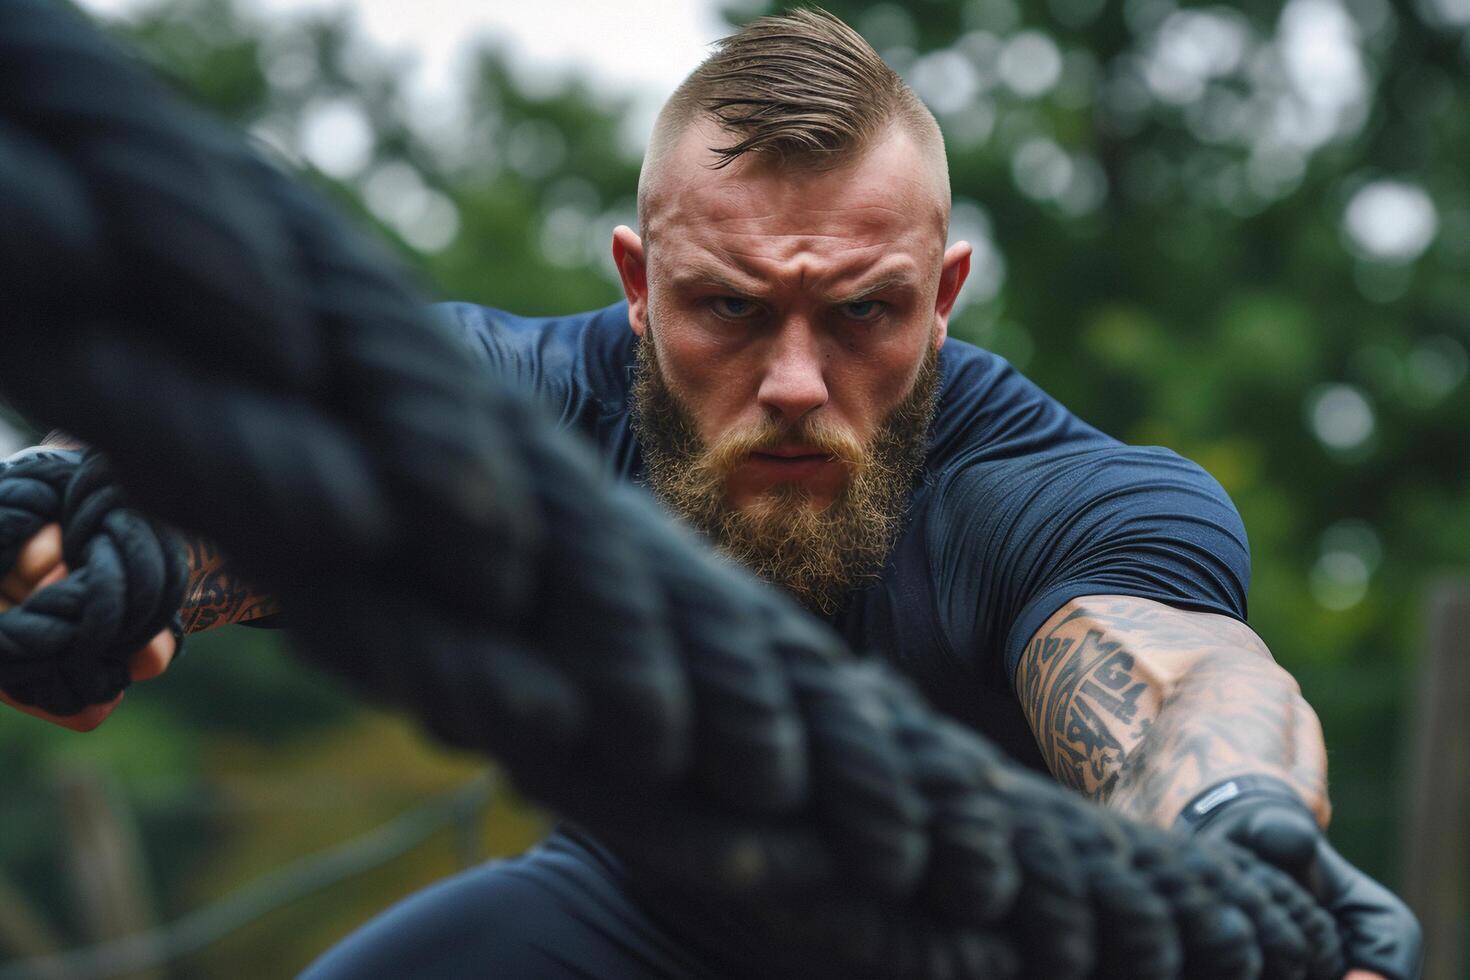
[[638, 6, 946, 236]]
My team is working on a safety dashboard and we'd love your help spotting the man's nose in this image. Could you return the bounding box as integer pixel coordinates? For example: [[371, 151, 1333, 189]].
[[756, 322, 829, 423]]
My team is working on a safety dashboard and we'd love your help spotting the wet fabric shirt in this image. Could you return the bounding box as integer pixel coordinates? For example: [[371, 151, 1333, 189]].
[[437, 300, 1251, 772]]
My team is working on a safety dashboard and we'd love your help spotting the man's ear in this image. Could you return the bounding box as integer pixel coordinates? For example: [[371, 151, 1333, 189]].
[[612, 225, 648, 337], [933, 241, 972, 348]]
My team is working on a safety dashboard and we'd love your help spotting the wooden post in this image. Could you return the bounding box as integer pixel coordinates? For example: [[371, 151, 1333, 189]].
[[57, 765, 166, 980], [1400, 580, 1470, 980]]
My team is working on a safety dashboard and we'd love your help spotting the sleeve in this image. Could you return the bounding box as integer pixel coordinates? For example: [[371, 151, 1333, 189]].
[[925, 444, 1252, 692], [431, 302, 574, 402], [430, 302, 614, 435]]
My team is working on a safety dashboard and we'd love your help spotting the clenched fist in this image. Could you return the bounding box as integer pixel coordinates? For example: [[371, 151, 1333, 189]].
[[0, 523, 178, 731]]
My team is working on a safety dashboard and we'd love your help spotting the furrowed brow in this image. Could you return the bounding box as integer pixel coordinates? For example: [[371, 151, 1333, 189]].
[[827, 270, 917, 305], [668, 265, 765, 296]]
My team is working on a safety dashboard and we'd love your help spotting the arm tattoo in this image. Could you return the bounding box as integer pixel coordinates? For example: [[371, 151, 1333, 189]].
[[32, 432, 280, 635], [179, 538, 280, 634], [1017, 596, 1328, 828], [1017, 607, 1147, 801]]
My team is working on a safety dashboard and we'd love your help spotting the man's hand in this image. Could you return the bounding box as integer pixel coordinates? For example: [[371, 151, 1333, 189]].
[[1180, 776, 1424, 980], [0, 523, 178, 731], [1016, 597, 1418, 978]]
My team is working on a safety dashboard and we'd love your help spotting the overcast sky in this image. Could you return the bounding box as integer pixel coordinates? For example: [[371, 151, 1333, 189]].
[[78, 0, 728, 128]]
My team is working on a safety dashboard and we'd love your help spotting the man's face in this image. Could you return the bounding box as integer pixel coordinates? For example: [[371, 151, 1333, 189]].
[[615, 122, 971, 611]]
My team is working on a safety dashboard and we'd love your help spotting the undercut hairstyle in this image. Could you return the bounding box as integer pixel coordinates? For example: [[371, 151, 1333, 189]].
[[638, 6, 946, 235]]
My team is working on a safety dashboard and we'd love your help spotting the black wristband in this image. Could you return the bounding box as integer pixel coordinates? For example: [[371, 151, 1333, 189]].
[[1174, 774, 1312, 835]]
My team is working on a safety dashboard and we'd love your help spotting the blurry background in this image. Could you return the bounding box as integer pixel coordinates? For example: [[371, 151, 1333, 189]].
[[2, 0, 1467, 975]]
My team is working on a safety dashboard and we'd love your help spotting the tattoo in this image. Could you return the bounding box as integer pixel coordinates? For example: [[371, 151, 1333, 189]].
[[179, 538, 280, 633], [1017, 596, 1328, 828], [27, 433, 279, 636]]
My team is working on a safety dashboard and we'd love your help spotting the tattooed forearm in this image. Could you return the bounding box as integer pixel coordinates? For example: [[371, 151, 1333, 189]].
[[24, 434, 279, 634], [1016, 596, 1328, 829], [1017, 608, 1148, 800], [1108, 650, 1328, 827], [179, 538, 280, 633]]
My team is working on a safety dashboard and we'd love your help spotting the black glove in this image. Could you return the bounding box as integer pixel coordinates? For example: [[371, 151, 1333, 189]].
[[1177, 774, 1424, 980]]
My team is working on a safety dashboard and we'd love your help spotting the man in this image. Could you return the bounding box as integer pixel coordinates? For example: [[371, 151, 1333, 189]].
[[1, 8, 1416, 978]]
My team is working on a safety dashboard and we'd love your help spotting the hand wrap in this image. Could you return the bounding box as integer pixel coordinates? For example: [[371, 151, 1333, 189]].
[[1179, 774, 1425, 980]]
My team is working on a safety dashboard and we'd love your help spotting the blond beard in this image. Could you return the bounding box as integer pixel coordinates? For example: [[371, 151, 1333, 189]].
[[630, 323, 939, 616]]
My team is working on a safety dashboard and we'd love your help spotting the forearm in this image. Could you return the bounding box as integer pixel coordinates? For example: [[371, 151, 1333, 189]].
[[1108, 647, 1328, 828], [1018, 596, 1329, 829], [36, 430, 278, 635], [178, 537, 280, 633]]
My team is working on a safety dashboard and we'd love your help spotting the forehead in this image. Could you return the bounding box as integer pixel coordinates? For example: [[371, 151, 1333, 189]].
[[647, 124, 947, 289]]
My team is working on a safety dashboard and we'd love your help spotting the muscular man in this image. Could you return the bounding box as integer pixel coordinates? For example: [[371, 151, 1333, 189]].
[[2, 8, 1414, 978]]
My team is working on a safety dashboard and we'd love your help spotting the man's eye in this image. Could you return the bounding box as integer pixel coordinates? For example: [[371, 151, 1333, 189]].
[[710, 296, 759, 319], [840, 300, 885, 322]]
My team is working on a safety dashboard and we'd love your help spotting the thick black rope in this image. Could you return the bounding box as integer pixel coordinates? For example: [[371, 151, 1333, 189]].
[[0, 2, 1346, 976], [0, 450, 186, 714]]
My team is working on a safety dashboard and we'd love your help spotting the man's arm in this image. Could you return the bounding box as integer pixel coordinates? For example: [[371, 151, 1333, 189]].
[[178, 537, 280, 633], [1, 434, 278, 729], [0, 528, 278, 731], [32, 430, 278, 635], [1015, 593, 1329, 829]]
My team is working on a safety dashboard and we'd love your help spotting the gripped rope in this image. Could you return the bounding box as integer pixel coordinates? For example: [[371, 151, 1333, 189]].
[[0, 450, 186, 715]]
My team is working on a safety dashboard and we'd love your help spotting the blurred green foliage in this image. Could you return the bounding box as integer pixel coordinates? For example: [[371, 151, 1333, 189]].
[[3, 0, 1467, 972]]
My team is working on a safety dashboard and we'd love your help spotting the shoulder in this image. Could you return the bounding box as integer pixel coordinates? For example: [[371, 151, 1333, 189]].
[[926, 441, 1247, 614], [916, 348, 1250, 685], [934, 441, 1242, 525], [928, 338, 1107, 467], [430, 300, 635, 402], [433, 300, 630, 365], [926, 338, 1240, 533]]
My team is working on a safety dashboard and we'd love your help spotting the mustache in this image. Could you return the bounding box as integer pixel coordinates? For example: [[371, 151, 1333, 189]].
[[630, 319, 939, 615], [704, 414, 866, 476]]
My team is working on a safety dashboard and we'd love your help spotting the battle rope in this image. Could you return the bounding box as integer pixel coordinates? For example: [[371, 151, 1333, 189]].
[[0, 2, 1344, 976], [0, 450, 186, 715]]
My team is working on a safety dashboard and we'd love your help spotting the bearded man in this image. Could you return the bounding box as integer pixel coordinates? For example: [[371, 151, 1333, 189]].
[[0, 8, 1418, 979]]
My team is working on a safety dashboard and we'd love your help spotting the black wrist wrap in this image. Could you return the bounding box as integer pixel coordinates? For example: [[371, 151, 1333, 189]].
[[1176, 774, 1314, 835]]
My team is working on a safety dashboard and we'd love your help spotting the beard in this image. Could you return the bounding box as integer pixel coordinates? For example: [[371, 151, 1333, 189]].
[[630, 320, 940, 616]]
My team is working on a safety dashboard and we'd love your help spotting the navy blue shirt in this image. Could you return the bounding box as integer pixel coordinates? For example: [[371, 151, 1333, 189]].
[[437, 301, 1251, 772]]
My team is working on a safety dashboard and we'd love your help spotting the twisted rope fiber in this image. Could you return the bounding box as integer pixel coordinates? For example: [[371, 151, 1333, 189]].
[[0, 451, 187, 715], [0, 2, 1345, 976]]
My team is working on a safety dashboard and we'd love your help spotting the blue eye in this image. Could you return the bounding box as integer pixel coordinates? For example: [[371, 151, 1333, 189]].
[[710, 296, 759, 320], [840, 300, 885, 322]]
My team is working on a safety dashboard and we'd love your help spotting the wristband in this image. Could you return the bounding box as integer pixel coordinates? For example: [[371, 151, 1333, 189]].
[[1174, 774, 1312, 834]]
